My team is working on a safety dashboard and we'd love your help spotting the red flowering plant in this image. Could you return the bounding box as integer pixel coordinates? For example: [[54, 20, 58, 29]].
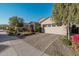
[[71, 34, 79, 43], [71, 34, 79, 50]]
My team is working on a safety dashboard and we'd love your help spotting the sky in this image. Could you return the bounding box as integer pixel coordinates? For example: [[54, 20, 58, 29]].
[[0, 3, 54, 24]]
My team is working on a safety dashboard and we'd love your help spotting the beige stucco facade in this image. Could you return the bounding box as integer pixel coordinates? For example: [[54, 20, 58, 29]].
[[39, 17, 67, 35], [39, 17, 55, 27]]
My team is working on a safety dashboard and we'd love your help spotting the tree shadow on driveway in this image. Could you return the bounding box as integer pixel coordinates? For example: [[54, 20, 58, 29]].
[[0, 33, 32, 42], [0, 34, 17, 42]]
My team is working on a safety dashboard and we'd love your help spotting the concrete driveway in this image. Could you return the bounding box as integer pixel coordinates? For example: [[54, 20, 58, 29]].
[[0, 31, 77, 56]]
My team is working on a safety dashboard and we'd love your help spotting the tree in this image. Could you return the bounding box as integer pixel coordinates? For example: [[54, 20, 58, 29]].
[[53, 3, 78, 25], [8, 16, 24, 34], [9, 16, 24, 27], [53, 4, 65, 26], [53, 3, 79, 39]]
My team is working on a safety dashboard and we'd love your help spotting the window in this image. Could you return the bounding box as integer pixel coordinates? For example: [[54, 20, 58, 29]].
[[43, 24, 56, 27], [43, 24, 47, 27], [48, 24, 52, 27], [52, 24, 55, 27]]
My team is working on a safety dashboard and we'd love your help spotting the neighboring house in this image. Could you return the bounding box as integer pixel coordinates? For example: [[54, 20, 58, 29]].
[[23, 22, 41, 32], [39, 16, 67, 35], [24, 23, 32, 32]]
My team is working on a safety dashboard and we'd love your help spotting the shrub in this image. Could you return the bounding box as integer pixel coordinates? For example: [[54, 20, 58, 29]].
[[7, 26, 16, 35], [62, 36, 72, 46], [35, 25, 41, 32]]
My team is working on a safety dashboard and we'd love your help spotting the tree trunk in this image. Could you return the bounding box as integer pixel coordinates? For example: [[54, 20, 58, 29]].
[[67, 21, 70, 40]]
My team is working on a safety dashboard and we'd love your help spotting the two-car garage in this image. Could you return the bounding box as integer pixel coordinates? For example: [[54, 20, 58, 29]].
[[39, 17, 67, 35]]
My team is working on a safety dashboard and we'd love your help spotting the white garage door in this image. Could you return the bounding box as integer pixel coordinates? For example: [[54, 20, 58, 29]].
[[44, 26, 67, 35]]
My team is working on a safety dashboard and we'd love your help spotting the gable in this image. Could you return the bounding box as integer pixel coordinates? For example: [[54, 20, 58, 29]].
[[41, 17, 55, 25]]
